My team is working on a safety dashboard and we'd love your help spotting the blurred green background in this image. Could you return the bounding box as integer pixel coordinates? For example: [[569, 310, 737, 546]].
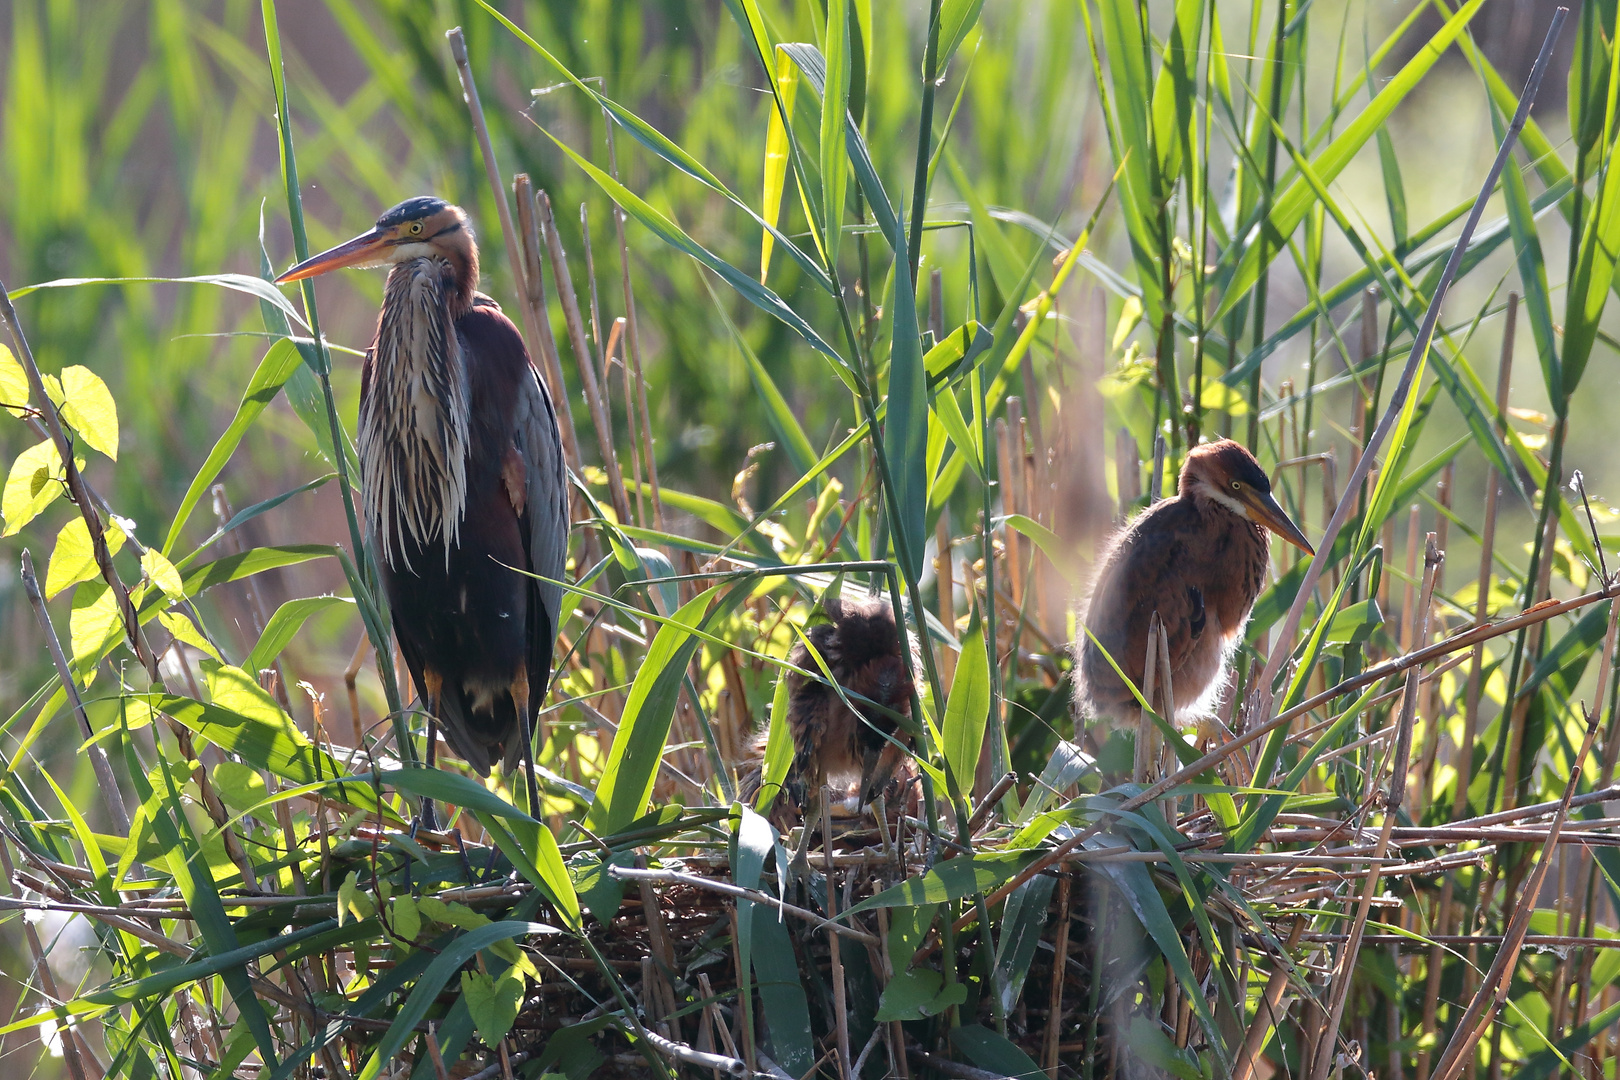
[[0, 0, 1599, 1068]]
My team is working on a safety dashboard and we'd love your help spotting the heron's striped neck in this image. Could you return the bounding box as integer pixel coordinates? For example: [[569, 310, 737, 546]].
[[359, 257, 470, 571]]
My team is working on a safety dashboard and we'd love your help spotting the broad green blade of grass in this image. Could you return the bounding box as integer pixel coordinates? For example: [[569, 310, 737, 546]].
[[585, 585, 729, 837], [162, 338, 302, 555], [760, 50, 800, 282], [820, 0, 850, 269], [885, 194, 928, 579], [941, 605, 990, 800]]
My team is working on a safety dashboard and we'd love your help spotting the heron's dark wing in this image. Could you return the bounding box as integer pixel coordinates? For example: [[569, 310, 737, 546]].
[[458, 299, 568, 771], [1081, 498, 1206, 705], [513, 357, 569, 686]]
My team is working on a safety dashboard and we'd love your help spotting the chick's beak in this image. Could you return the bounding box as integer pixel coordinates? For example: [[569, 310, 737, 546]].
[[274, 227, 391, 284], [1247, 490, 1315, 556]]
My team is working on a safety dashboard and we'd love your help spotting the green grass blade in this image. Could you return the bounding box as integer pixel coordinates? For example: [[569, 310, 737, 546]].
[[885, 196, 928, 578], [821, 0, 850, 268], [162, 338, 302, 556]]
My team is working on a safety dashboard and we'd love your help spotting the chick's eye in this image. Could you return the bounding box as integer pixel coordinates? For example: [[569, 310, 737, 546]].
[[410, 222, 423, 234], [1231, 480, 1242, 491]]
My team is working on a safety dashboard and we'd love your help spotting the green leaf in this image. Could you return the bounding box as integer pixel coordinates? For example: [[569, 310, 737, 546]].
[[1214, 0, 1490, 321], [147, 674, 370, 810], [936, 0, 986, 69], [158, 610, 223, 662], [149, 720, 281, 1067], [875, 969, 967, 1022], [169, 544, 336, 600], [731, 806, 815, 1078], [755, 666, 795, 814], [821, 0, 850, 265], [884, 196, 928, 579], [586, 586, 727, 836], [391, 895, 421, 943], [70, 581, 121, 677], [141, 548, 186, 601], [9, 274, 309, 334], [847, 850, 1038, 915], [1000, 514, 1079, 585], [163, 338, 303, 556], [0, 342, 29, 417], [56, 365, 118, 459], [952, 1024, 1045, 1080], [355, 920, 563, 1080], [1324, 599, 1383, 646], [461, 969, 525, 1047], [46, 516, 125, 599], [941, 606, 990, 799], [472, 811, 581, 930], [993, 874, 1057, 1014], [246, 595, 352, 675], [760, 49, 801, 282], [210, 760, 268, 816], [338, 870, 374, 926], [538, 125, 849, 373], [476, 0, 833, 294], [3, 439, 65, 536]]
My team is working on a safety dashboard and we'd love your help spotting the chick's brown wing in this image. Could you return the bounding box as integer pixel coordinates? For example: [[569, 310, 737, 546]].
[[1081, 499, 1208, 709]]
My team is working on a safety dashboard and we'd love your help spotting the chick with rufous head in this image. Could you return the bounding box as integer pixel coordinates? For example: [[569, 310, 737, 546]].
[[1075, 439, 1314, 725]]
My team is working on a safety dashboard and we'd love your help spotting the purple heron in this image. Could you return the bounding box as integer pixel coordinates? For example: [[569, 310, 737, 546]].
[[276, 197, 568, 822], [1077, 439, 1313, 721], [742, 596, 917, 846]]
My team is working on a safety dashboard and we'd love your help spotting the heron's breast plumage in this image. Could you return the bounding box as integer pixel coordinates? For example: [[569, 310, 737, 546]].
[[359, 257, 470, 570], [1078, 495, 1271, 718]]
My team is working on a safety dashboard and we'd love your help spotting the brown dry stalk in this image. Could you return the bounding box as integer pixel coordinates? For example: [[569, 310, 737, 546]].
[[1307, 535, 1440, 1080], [601, 117, 664, 533], [514, 174, 584, 474], [538, 190, 633, 525], [1429, 713, 1600, 1080]]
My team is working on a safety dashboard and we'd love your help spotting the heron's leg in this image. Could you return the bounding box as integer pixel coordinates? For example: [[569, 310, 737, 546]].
[[414, 671, 444, 837], [512, 668, 541, 819], [788, 780, 824, 896]]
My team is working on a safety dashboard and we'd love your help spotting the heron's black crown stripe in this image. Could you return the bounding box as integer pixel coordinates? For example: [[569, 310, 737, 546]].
[[375, 195, 451, 228]]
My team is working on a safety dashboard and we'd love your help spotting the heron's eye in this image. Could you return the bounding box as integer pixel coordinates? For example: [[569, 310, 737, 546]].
[[409, 222, 423, 235], [1231, 480, 1242, 491]]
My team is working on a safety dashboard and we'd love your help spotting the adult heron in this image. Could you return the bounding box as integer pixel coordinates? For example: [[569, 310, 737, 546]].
[[276, 196, 568, 822]]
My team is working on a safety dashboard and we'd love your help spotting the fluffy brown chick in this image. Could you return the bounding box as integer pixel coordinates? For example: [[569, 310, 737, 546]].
[[1076, 439, 1313, 721], [741, 595, 917, 830]]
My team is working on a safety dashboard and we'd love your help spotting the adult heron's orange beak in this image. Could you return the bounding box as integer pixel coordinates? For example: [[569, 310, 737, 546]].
[[1246, 489, 1315, 556], [274, 227, 391, 284]]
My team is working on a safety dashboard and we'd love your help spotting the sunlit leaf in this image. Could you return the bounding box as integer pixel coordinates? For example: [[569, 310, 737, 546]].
[[46, 516, 125, 599], [2, 439, 64, 536], [56, 365, 118, 459]]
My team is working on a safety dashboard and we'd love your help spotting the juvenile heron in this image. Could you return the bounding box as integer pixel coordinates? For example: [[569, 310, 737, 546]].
[[1076, 439, 1313, 721], [742, 596, 917, 846], [276, 197, 568, 821]]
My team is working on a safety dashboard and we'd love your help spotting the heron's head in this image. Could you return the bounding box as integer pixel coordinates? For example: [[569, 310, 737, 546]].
[[1180, 439, 1315, 555], [274, 197, 479, 309]]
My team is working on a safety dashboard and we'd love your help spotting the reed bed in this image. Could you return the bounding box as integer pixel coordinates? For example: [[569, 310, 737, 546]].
[[4, 2, 1620, 1078]]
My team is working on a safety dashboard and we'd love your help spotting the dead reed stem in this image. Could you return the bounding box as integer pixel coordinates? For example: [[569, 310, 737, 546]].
[[537, 189, 633, 526]]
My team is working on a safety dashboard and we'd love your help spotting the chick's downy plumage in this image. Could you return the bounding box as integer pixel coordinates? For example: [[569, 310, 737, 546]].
[[742, 596, 917, 825], [1076, 439, 1313, 721]]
